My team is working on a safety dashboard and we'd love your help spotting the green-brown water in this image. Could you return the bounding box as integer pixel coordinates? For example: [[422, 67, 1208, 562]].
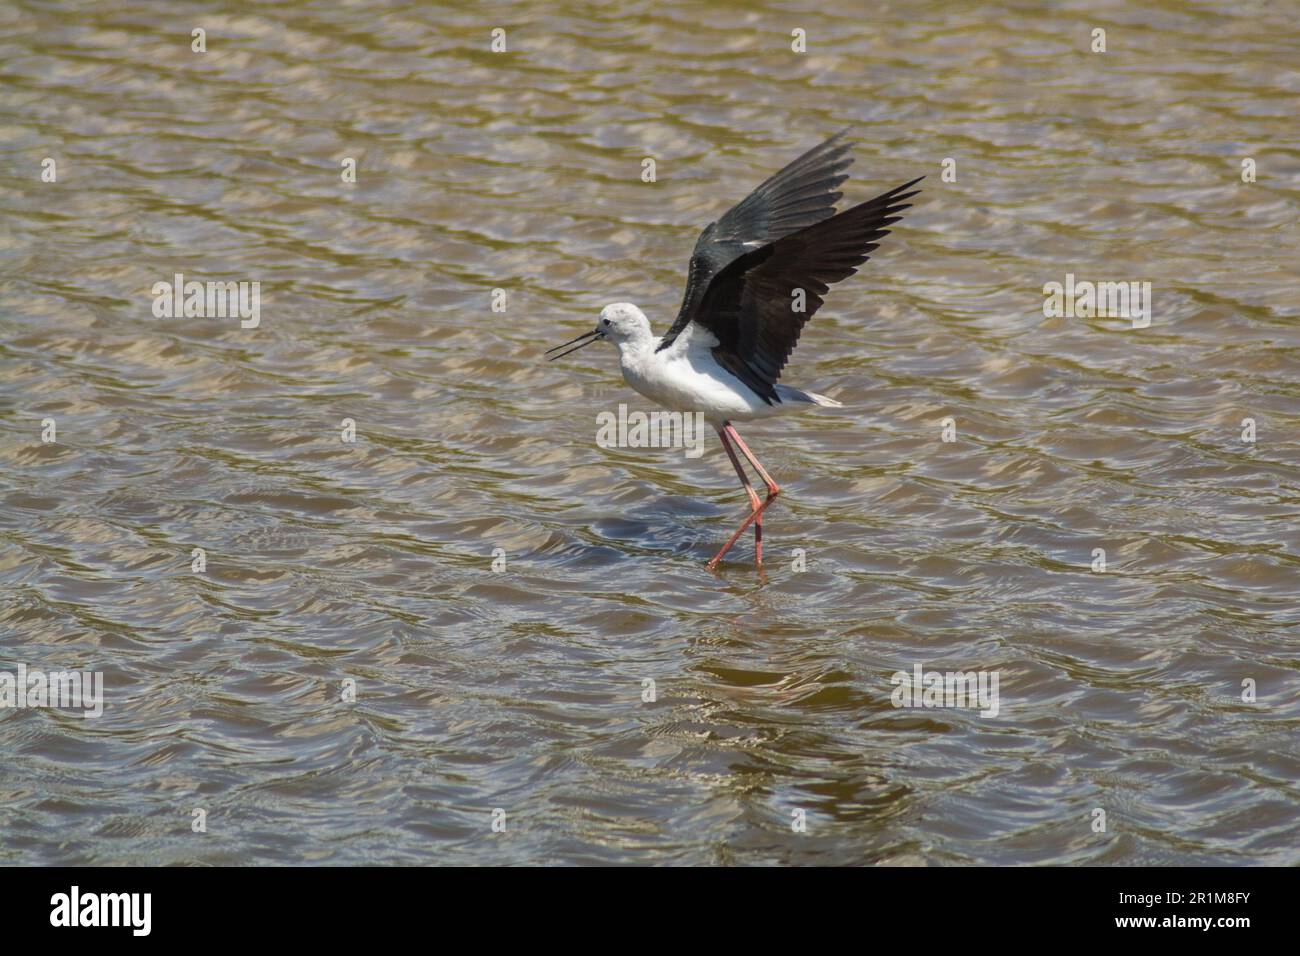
[[1, 0, 1297, 865]]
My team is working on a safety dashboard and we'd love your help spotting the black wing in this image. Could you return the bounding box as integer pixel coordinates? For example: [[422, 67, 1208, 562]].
[[690, 175, 923, 405], [658, 131, 855, 351]]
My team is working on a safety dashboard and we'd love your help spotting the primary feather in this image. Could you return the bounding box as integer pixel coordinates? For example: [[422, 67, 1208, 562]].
[[659, 131, 922, 405]]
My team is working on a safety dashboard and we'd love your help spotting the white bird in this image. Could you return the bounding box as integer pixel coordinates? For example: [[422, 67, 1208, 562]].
[[548, 131, 922, 569]]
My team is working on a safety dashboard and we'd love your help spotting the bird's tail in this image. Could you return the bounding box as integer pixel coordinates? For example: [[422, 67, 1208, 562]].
[[776, 384, 843, 407], [803, 390, 843, 408]]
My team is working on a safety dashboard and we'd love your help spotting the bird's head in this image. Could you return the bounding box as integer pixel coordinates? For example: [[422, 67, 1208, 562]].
[[546, 302, 649, 360], [596, 302, 649, 343]]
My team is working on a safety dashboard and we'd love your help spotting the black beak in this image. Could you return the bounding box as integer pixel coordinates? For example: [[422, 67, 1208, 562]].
[[545, 328, 603, 360]]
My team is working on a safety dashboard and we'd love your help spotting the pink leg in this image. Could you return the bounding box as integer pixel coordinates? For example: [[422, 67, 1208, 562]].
[[707, 422, 782, 570], [711, 427, 761, 567]]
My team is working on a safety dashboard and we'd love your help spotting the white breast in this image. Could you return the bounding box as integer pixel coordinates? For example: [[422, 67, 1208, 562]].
[[617, 324, 770, 422]]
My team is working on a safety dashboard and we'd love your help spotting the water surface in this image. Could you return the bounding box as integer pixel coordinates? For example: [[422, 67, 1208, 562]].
[[1, 0, 1298, 865]]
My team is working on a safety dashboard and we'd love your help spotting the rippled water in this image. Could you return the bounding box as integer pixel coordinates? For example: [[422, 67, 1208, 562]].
[[2, 0, 1298, 865]]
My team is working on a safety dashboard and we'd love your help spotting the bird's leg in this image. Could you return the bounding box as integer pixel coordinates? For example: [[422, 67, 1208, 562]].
[[708, 426, 762, 570], [706, 422, 782, 570], [723, 423, 781, 505]]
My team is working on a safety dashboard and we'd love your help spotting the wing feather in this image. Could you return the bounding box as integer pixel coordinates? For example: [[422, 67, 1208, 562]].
[[694, 175, 923, 404], [659, 131, 855, 350]]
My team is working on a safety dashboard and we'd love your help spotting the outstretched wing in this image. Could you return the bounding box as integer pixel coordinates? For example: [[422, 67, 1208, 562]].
[[658, 131, 855, 351], [690, 175, 924, 405]]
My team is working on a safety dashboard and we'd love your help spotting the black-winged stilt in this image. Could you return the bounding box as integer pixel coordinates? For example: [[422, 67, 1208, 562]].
[[548, 131, 922, 569]]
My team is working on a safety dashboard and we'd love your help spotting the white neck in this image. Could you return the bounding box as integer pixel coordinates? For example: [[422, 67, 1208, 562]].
[[612, 326, 659, 360]]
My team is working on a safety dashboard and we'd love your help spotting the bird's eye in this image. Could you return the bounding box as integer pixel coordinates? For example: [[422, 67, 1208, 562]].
[[602, 319, 610, 327]]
